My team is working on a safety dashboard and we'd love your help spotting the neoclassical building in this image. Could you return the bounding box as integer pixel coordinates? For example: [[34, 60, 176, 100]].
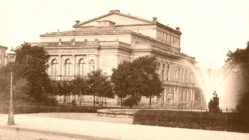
[[0, 45, 7, 67], [37, 10, 200, 107]]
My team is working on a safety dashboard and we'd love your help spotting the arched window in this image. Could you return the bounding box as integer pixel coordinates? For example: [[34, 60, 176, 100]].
[[65, 59, 71, 76], [89, 60, 95, 72], [166, 64, 170, 81], [162, 64, 165, 81], [175, 68, 179, 81], [51, 59, 57, 76], [78, 58, 85, 75]]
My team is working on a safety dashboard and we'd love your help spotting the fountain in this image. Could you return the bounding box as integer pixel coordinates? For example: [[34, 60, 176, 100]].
[[176, 58, 240, 110]]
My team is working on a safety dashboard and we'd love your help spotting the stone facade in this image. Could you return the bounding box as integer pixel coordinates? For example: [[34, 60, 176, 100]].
[[0, 45, 7, 67], [37, 10, 200, 108]]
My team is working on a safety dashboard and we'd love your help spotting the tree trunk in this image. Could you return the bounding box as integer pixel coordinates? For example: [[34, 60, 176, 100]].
[[101, 96, 104, 106], [63, 95, 66, 104], [60, 95, 62, 103], [79, 90, 82, 106], [121, 97, 123, 108], [93, 93, 95, 107], [105, 97, 107, 107], [149, 96, 152, 107]]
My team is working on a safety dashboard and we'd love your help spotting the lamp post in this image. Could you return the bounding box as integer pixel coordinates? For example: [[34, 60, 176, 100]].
[[7, 50, 16, 125]]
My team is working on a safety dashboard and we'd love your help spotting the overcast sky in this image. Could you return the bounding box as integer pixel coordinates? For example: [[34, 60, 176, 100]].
[[1, 0, 249, 68]]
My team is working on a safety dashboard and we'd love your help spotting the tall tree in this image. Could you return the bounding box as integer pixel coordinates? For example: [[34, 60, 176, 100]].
[[0, 65, 31, 104], [0, 66, 10, 102], [112, 61, 132, 106], [71, 76, 89, 105], [14, 43, 52, 103], [99, 78, 114, 106], [60, 81, 73, 104], [87, 70, 113, 106], [132, 56, 163, 105], [226, 41, 249, 131], [112, 56, 163, 107]]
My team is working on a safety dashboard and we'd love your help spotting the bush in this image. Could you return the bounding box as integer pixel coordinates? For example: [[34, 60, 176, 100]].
[[208, 91, 221, 113], [0, 103, 102, 114], [133, 110, 248, 132], [122, 96, 138, 108]]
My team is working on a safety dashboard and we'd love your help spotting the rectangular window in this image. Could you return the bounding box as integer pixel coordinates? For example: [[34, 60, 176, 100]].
[[166, 33, 170, 43], [162, 69, 165, 81], [165, 69, 169, 81], [157, 30, 163, 40], [175, 69, 178, 81], [176, 37, 180, 48], [163, 32, 167, 42], [170, 35, 173, 45]]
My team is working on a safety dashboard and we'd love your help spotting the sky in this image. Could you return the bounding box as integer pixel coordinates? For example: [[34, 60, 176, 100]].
[[1, 0, 249, 68]]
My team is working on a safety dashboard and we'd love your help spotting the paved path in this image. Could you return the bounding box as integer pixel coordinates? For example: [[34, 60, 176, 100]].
[[28, 113, 133, 124], [0, 114, 248, 140], [0, 127, 84, 140]]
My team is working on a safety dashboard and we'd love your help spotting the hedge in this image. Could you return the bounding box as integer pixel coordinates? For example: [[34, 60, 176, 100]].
[[133, 110, 248, 132], [0, 103, 105, 114]]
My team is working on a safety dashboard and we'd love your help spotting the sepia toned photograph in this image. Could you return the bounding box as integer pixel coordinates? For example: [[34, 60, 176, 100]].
[[0, 0, 249, 139]]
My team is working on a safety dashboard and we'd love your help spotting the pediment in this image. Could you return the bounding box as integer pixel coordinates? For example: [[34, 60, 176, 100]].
[[74, 11, 153, 28]]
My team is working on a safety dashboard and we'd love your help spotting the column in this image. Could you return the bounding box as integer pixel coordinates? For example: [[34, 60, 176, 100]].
[[183, 89, 186, 102], [174, 87, 177, 102], [86, 55, 89, 74], [72, 54, 76, 77], [164, 88, 167, 102], [59, 55, 62, 80], [192, 89, 195, 102]]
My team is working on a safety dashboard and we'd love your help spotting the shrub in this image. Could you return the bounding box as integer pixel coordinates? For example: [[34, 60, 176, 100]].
[[208, 91, 221, 113], [133, 110, 247, 132], [0, 103, 101, 114], [122, 96, 138, 108]]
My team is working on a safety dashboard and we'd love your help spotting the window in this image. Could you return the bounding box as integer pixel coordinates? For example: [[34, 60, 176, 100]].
[[175, 68, 179, 81], [170, 35, 173, 45], [157, 30, 163, 40], [89, 60, 95, 72], [175, 37, 180, 48], [78, 58, 85, 75], [51, 59, 57, 76], [166, 33, 170, 43], [179, 89, 183, 101], [65, 59, 71, 76], [162, 64, 165, 81], [165, 65, 169, 81]]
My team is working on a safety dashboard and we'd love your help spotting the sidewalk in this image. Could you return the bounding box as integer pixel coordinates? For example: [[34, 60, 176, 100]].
[[0, 114, 249, 140]]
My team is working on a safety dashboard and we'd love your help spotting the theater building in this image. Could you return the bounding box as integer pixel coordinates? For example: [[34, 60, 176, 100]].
[[0, 45, 7, 67], [37, 10, 200, 108]]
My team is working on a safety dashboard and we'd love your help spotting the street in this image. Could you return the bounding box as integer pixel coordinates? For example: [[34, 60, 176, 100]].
[[0, 128, 85, 140], [1, 113, 248, 140]]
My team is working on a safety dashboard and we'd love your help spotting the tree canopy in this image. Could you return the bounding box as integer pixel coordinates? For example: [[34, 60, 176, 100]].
[[87, 69, 114, 106], [226, 41, 249, 131], [111, 56, 163, 107], [0, 66, 10, 102], [14, 43, 52, 103]]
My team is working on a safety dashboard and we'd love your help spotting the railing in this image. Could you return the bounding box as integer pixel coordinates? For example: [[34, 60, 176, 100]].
[[50, 75, 75, 81], [163, 80, 195, 87]]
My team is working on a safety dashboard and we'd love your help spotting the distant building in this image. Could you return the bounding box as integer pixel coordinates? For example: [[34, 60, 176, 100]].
[[0, 45, 7, 67], [37, 10, 200, 108]]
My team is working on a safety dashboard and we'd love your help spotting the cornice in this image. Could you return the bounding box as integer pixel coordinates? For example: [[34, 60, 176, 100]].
[[0, 45, 8, 49]]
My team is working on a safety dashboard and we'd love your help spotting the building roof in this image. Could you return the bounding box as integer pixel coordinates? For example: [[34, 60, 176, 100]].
[[73, 10, 153, 28], [0, 45, 8, 49], [73, 10, 181, 35]]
